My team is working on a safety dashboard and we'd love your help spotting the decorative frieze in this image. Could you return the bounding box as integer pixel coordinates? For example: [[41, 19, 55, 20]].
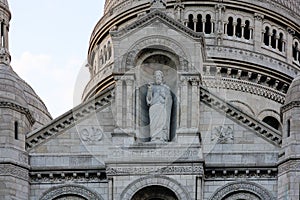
[[0, 164, 29, 181], [278, 160, 300, 174], [0, 101, 35, 125], [110, 147, 201, 160], [203, 76, 286, 104], [30, 170, 106, 184], [205, 167, 277, 179], [107, 165, 203, 176]]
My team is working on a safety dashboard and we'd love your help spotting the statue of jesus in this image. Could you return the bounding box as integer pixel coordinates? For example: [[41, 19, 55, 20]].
[[146, 70, 172, 142]]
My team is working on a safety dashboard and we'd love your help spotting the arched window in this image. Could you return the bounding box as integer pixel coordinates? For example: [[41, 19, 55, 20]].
[[278, 33, 284, 52], [107, 41, 112, 59], [187, 14, 194, 30], [287, 119, 291, 137], [196, 14, 203, 32], [293, 42, 298, 61], [14, 121, 18, 140], [236, 18, 242, 38], [100, 49, 103, 65], [244, 20, 251, 40], [263, 27, 270, 46], [104, 45, 107, 62], [227, 17, 234, 36], [271, 29, 277, 49], [262, 116, 281, 131], [205, 14, 212, 34]]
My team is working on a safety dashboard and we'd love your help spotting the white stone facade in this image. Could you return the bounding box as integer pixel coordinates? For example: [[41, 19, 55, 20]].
[[1, 0, 300, 199]]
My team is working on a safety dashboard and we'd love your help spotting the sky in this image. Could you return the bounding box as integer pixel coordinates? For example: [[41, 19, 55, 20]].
[[9, 0, 105, 118]]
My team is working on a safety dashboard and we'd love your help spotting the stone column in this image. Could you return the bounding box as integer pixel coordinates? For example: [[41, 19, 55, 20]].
[[115, 78, 123, 129], [125, 78, 134, 129], [4, 22, 8, 49], [254, 13, 264, 51], [180, 76, 188, 128], [191, 77, 200, 128], [286, 28, 295, 64]]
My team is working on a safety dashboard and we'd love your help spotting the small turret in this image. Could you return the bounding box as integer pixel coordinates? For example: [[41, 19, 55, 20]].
[[0, 1, 32, 199], [278, 75, 300, 200]]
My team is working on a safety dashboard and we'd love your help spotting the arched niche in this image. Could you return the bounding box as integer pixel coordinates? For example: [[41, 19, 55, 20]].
[[40, 185, 103, 200], [131, 185, 178, 200], [119, 175, 191, 200], [121, 36, 190, 72], [209, 181, 275, 200], [135, 48, 179, 142]]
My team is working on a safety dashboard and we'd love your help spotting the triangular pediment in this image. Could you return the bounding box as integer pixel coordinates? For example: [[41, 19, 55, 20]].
[[111, 9, 204, 42], [26, 86, 114, 151], [200, 86, 282, 147]]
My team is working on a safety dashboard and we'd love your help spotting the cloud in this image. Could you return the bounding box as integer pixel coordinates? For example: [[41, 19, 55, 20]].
[[11, 51, 89, 118]]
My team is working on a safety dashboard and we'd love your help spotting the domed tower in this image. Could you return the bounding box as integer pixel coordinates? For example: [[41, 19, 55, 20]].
[[0, 1, 52, 199], [279, 75, 300, 200]]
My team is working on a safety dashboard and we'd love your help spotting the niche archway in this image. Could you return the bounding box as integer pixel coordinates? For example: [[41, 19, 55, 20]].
[[136, 49, 179, 142], [131, 185, 178, 200]]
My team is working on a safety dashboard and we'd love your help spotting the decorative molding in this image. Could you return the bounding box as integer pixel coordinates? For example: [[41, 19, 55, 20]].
[[121, 36, 189, 71], [0, 47, 10, 65], [26, 88, 113, 151], [110, 146, 201, 160], [205, 167, 277, 179], [40, 184, 104, 200], [205, 46, 298, 78], [0, 164, 29, 181], [254, 13, 264, 21], [203, 77, 286, 104], [107, 165, 203, 176], [120, 175, 191, 200], [209, 181, 275, 200], [281, 101, 300, 113], [79, 126, 104, 143], [224, 192, 260, 200], [0, 101, 35, 125], [200, 86, 282, 146], [278, 160, 300, 174], [264, 0, 300, 16], [30, 170, 106, 184], [211, 125, 234, 144]]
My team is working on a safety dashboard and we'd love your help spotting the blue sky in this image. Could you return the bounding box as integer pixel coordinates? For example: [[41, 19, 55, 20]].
[[9, 0, 104, 118]]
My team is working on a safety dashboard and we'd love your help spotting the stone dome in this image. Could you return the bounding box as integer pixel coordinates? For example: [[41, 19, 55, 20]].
[[0, 63, 28, 107], [0, 62, 52, 130], [285, 75, 300, 105]]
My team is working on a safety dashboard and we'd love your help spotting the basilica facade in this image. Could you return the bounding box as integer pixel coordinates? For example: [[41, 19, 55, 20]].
[[1, 0, 300, 199]]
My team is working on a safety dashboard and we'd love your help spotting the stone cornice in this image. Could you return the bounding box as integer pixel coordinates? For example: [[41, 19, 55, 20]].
[[30, 169, 106, 184], [110, 9, 204, 41], [26, 86, 114, 151], [281, 101, 300, 113], [205, 166, 278, 179], [0, 101, 35, 125], [200, 86, 282, 146], [203, 77, 286, 104]]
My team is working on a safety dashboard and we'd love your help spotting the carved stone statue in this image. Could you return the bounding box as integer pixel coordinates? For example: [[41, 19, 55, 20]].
[[146, 70, 172, 142]]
